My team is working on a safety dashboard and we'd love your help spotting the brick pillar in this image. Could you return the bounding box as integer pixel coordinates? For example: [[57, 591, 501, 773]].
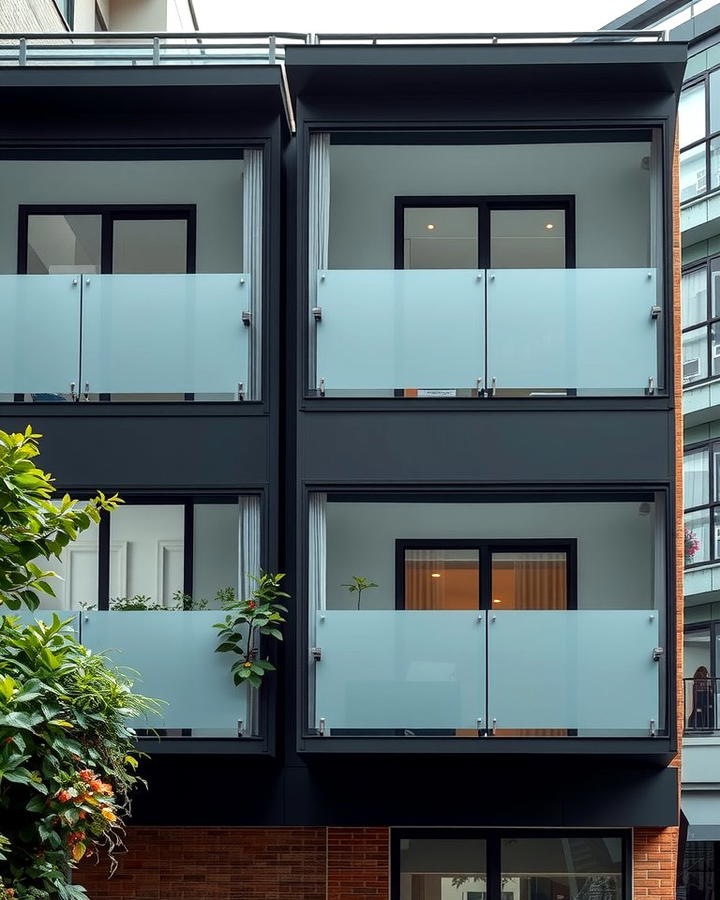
[[632, 827, 679, 899], [327, 827, 390, 900]]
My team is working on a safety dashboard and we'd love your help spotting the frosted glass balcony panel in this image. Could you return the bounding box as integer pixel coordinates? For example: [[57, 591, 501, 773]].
[[313, 610, 486, 732], [81, 611, 247, 736], [486, 268, 659, 395], [80, 274, 250, 396], [487, 610, 660, 734], [0, 275, 80, 398], [315, 270, 485, 395]]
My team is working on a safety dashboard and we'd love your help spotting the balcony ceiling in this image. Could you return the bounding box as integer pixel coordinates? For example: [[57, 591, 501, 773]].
[[285, 41, 688, 99]]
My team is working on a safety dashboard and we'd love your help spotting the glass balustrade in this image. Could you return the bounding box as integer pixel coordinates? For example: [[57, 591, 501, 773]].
[[0, 273, 251, 400], [313, 268, 659, 397]]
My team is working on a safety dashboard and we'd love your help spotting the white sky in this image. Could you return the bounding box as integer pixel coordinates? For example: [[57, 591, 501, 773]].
[[191, 0, 640, 35]]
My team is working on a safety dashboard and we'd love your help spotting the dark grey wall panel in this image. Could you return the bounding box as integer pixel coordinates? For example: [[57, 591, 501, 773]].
[[298, 409, 672, 484], [0, 411, 270, 489]]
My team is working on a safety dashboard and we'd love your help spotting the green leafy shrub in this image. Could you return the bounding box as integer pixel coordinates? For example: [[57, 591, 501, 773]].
[[0, 614, 158, 898], [214, 573, 288, 688]]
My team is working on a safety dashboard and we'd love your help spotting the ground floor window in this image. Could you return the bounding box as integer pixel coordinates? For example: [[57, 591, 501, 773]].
[[679, 840, 719, 900], [394, 831, 627, 900]]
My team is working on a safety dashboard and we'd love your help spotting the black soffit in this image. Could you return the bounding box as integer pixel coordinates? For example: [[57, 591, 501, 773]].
[[284, 41, 688, 98]]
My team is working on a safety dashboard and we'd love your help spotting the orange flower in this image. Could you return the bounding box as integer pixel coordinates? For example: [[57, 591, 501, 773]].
[[89, 780, 102, 792], [77, 769, 94, 783], [100, 807, 117, 823], [55, 789, 71, 804], [98, 782, 113, 795], [78, 811, 87, 820]]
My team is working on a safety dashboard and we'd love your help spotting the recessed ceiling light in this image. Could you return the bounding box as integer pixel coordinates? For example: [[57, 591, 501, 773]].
[[545, 223, 554, 230], [492, 598, 502, 603], [430, 572, 441, 578], [426, 224, 436, 230]]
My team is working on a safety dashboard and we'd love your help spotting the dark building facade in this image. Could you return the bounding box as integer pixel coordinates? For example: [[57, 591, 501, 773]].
[[0, 30, 685, 900]]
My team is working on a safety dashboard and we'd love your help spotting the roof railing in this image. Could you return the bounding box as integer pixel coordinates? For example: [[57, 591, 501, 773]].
[[311, 30, 666, 44], [0, 32, 308, 67]]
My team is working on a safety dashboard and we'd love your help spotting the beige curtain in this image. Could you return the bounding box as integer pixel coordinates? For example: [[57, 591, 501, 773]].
[[513, 552, 567, 610]]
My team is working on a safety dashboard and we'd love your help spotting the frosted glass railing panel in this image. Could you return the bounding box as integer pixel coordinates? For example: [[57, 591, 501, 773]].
[[0, 275, 80, 398], [487, 611, 660, 733], [314, 610, 486, 731], [315, 270, 485, 393], [486, 269, 659, 394], [81, 274, 250, 395], [82, 612, 246, 736]]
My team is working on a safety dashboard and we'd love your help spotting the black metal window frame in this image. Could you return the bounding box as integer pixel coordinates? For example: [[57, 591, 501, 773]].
[[394, 195, 577, 270], [685, 619, 720, 681], [390, 828, 631, 900], [66, 493, 254, 610], [681, 255, 720, 389], [679, 70, 720, 205], [394, 538, 578, 610], [17, 203, 198, 275], [683, 437, 720, 567]]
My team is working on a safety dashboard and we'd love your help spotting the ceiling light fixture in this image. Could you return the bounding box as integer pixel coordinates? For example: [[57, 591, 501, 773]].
[[493, 598, 502, 603], [431, 572, 441, 578], [545, 223, 554, 230], [426, 224, 436, 230]]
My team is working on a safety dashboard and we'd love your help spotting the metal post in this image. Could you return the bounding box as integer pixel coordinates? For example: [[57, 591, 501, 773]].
[[268, 35, 276, 64], [18, 38, 27, 66], [152, 36, 160, 65]]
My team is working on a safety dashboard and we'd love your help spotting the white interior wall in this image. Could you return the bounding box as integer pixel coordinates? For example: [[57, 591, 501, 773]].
[[328, 143, 651, 269], [0, 159, 244, 274], [325, 501, 655, 610]]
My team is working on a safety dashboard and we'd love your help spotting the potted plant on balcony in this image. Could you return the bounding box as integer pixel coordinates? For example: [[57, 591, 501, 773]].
[[214, 572, 288, 689], [341, 575, 378, 610]]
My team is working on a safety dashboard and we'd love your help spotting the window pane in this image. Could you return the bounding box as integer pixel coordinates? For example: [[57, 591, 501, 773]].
[[192, 504, 239, 606], [403, 207, 478, 269], [404, 549, 479, 610], [685, 627, 712, 678], [683, 326, 709, 383], [684, 446, 710, 508], [501, 837, 624, 900], [683, 267, 708, 327], [26, 214, 102, 274], [490, 208, 566, 269], [31, 502, 99, 610], [681, 143, 707, 202], [711, 136, 720, 191], [686, 509, 711, 564], [491, 551, 567, 609], [399, 838, 487, 900], [713, 324, 720, 377], [711, 260, 720, 318], [711, 70, 720, 135], [109, 505, 184, 607], [680, 841, 716, 900], [681, 81, 707, 147], [112, 218, 188, 274]]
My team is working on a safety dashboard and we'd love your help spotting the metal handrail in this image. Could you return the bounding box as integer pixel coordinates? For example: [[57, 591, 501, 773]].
[[313, 30, 666, 43]]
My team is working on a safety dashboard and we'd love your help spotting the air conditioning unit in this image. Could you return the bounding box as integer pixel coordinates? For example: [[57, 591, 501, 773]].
[[684, 357, 701, 381]]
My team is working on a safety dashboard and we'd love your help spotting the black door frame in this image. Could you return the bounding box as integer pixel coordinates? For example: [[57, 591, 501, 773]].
[[394, 194, 576, 270], [394, 538, 578, 610], [17, 203, 197, 274]]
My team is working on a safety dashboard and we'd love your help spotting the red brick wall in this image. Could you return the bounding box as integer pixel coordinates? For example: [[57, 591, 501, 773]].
[[76, 827, 326, 900], [327, 827, 389, 900]]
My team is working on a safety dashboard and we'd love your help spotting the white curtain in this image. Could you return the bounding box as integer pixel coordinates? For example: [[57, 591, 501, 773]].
[[242, 150, 263, 401], [238, 495, 261, 603], [684, 447, 710, 509], [308, 134, 331, 387], [308, 493, 327, 614]]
